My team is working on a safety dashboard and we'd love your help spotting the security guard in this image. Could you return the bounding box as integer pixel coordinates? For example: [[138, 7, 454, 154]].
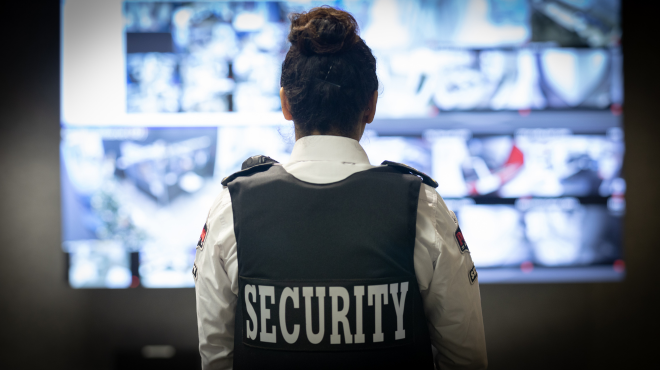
[[194, 6, 487, 370]]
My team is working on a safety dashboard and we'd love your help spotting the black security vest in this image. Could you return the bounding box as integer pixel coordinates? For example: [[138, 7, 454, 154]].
[[226, 164, 434, 369]]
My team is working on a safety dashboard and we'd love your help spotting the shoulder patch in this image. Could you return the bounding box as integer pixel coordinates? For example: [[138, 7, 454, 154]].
[[455, 225, 469, 253], [221, 155, 279, 186], [197, 223, 208, 250], [468, 264, 478, 285], [381, 160, 438, 188]]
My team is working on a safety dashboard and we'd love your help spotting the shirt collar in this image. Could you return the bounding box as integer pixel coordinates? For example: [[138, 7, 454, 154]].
[[287, 135, 371, 165]]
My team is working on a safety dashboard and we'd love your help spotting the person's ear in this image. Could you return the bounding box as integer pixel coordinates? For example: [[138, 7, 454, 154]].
[[280, 87, 293, 121], [363, 90, 378, 124]]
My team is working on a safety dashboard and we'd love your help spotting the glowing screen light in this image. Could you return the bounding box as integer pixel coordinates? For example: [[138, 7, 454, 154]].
[[61, 0, 623, 287]]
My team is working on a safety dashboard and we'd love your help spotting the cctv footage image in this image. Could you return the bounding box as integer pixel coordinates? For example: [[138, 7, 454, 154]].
[[61, 0, 624, 287]]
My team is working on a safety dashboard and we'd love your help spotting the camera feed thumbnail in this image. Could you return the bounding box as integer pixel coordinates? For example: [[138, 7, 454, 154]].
[[61, 126, 292, 288], [427, 128, 625, 199], [446, 198, 622, 269], [124, 0, 621, 116], [61, 127, 217, 288], [125, 1, 288, 113], [375, 47, 621, 116]]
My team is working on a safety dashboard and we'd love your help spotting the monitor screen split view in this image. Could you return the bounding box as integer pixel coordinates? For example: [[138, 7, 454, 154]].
[[60, 0, 624, 288]]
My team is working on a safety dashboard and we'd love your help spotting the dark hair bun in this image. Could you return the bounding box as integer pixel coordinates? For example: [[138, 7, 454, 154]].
[[281, 6, 377, 137], [288, 6, 360, 55]]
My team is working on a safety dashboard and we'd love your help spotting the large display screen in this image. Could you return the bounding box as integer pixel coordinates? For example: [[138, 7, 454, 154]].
[[61, 0, 624, 288]]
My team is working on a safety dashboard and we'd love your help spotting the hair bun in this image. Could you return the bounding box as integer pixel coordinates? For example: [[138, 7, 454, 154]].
[[288, 6, 360, 55]]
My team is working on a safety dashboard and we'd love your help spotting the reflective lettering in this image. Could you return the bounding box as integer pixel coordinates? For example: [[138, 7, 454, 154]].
[[303, 286, 325, 344], [354, 286, 365, 344], [279, 287, 300, 344], [245, 281, 410, 347], [368, 284, 388, 342], [329, 287, 353, 344], [389, 282, 408, 340], [245, 284, 258, 339], [258, 285, 276, 343]]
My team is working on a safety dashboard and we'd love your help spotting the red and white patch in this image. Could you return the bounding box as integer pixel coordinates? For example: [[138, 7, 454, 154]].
[[197, 223, 208, 250], [455, 226, 469, 253]]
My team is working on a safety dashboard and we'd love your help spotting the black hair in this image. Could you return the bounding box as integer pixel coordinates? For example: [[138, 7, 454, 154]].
[[280, 6, 378, 137]]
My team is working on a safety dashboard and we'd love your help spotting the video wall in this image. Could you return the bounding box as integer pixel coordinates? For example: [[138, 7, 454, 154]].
[[61, 0, 624, 288]]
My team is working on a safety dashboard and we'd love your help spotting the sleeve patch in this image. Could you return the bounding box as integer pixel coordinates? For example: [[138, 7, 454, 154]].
[[197, 223, 208, 250], [468, 264, 478, 285], [192, 263, 198, 281], [455, 225, 469, 253]]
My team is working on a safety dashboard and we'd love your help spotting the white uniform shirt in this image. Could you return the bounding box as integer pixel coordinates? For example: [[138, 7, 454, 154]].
[[194, 135, 488, 370]]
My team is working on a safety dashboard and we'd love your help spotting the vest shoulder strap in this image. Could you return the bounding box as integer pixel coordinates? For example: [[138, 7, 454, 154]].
[[221, 155, 279, 186], [381, 160, 438, 188]]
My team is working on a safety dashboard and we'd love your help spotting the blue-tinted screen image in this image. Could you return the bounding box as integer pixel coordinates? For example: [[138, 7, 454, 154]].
[[61, 0, 624, 287]]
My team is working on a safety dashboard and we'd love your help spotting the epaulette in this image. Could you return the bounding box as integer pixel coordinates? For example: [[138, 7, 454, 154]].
[[381, 160, 438, 188], [221, 155, 279, 186]]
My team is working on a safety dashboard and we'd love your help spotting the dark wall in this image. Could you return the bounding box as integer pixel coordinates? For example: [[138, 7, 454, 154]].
[[0, 2, 657, 369]]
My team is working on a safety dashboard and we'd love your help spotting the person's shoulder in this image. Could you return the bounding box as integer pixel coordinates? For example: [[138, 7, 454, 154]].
[[207, 185, 231, 220], [416, 181, 455, 224], [380, 160, 438, 188], [221, 155, 279, 186]]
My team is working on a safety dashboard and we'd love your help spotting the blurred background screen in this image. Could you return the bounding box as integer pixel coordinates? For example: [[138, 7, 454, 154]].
[[61, 0, 623, 288]]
